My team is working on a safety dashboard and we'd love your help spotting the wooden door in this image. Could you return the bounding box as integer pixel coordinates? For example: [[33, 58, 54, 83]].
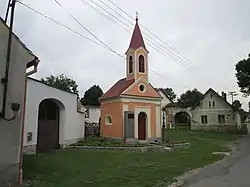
[[138, 112, 146, 140], [37, 99, 59, 153]]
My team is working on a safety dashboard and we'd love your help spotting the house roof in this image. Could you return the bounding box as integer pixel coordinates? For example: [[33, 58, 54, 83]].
[[99, 78, 135, 101], [191, 88, 233, 110], [126, 18, 148, 53], [165, 102, 176, 108], [156, 88, 175, 104], [0, 17, 38, 61]]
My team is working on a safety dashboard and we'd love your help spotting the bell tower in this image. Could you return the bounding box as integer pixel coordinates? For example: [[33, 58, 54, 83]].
[[125, 14, 149, 81]]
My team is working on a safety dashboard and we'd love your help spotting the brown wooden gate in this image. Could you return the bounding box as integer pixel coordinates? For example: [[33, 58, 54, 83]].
[[37, 99, 59, 153]]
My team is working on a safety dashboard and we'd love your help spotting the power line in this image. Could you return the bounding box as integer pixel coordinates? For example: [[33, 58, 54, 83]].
[[53, 0, 124, 58], [79, 0, 202, 80], [80, 0, 131, 32], [17, 1, 124, 58], [17, 1, 191, 88], [83, 0, 203, 76], [104, 0, 204, 74], [54, 0, 192, 87], [85, 0, 227, 88]]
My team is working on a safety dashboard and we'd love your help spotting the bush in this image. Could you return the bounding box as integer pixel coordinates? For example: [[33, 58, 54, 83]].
[[237, 124, 248, 135], [74, 136, 149, 147]]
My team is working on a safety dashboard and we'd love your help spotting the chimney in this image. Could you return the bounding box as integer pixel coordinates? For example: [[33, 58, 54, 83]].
[[221, 91, 227, 101]]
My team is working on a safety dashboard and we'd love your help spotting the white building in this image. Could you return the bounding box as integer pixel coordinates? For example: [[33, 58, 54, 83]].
[[156, 88, 174, 127], [83, 105, 101, 124], [191, 88, 241, 131], [0, 17, 39, 185], [23, 78, 85, 154]]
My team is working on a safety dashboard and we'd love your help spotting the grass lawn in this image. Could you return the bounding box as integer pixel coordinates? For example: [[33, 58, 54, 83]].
[[23, 130, 239, 187]]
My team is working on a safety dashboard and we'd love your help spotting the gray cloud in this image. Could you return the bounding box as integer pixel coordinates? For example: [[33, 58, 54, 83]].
[[1, 0, 249, 109]]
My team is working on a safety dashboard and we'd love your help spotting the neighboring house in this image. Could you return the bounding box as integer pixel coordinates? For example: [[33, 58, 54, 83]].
[[23, 78, 85, 154], [191, 88, 241, 132], [0, 17, 39, 186], [99, 17, 162, 143], [156, 88, 175, 127], [83, 105, 100, 124]]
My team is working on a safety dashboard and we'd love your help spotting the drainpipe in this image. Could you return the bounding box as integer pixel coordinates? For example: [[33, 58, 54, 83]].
[[18, 63, 38, 185]]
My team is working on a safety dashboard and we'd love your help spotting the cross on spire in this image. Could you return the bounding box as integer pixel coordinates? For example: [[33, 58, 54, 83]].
[[136, 12, 139, 22]]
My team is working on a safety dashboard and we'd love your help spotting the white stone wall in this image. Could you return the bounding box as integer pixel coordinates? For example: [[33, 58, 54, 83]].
[[23, 78, 85, 151]]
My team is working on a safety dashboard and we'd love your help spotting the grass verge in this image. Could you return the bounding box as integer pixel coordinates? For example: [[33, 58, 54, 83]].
[[23, 130, 239, 187]]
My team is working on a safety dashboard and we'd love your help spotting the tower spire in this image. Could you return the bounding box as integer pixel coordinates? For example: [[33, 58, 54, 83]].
[[126, 12, 148, 53]]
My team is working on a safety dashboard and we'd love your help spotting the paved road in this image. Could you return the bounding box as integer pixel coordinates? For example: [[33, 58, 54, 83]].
[[181, 134, 250, 187]]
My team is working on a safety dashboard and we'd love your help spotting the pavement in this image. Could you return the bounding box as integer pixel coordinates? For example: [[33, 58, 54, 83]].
[[175, 133, 250, 187]]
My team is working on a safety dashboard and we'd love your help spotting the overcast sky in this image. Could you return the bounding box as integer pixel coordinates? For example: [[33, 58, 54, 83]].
[[1, 0, 249, 110]]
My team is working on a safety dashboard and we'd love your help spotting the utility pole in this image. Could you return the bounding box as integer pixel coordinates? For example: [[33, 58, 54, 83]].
[[161, 107, 166, 143], [1, 0, 16, 116], [4, 0, 12, 22], [228, 91, 238, 104]]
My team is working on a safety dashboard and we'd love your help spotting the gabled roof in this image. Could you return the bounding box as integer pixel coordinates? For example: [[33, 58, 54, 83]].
[[0, 17, 37, 61], [156, 88, 175, 104], [121, 77, 162, 99], [191, 88, 233, 110], [99, 78, 135, 101], [126, 18, 148, 53]]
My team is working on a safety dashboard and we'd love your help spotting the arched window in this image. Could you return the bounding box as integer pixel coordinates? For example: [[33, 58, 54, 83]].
[[139, 55, 145, 73], [106, 115, 112, 125], [129, 56, 133, 73]]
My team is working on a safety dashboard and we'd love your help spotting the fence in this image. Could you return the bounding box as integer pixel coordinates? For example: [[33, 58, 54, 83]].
[[85, 122, 100, 137]]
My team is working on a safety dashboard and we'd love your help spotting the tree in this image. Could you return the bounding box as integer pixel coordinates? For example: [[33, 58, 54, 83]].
[[232, 100, 242, 110], [160, 87, 177, 101], [238, 108, 248, 123], [235, 54, 250, 97], [41, 74, 79, 97], [177, 88, 203, 108], [80, 85, 103, 106]]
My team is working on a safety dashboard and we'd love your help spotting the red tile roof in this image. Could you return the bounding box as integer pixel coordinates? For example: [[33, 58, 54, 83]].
[[100, 78, 135, 101], [127, 20, 147, 51]]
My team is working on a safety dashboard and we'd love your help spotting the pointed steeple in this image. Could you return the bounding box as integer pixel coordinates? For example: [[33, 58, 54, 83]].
[[126, 13, 148, 52]]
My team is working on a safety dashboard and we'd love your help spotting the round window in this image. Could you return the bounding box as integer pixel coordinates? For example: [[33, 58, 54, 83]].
[[139, 84, 145, 92]]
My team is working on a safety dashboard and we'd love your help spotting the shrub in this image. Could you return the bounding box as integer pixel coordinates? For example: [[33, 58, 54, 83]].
[[237, 124, 248, 135]]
